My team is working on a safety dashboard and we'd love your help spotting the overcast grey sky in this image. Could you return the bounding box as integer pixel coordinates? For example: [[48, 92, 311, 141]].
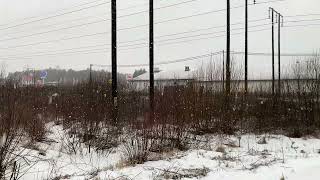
[[0, 0, 319, 78]]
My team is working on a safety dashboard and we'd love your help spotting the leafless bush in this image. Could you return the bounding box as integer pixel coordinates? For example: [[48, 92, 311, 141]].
[[153, 166, 210, 180], [0, 80, 52, 179], [0, 62, 7, 84], [121, 132, 151, 165]]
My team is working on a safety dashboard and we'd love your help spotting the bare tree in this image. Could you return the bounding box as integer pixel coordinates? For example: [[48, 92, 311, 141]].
[[0, 62, 7, 83]]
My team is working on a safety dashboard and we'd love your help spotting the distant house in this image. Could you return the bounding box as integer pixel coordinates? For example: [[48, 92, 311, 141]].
[[129, 66, 195, 91]]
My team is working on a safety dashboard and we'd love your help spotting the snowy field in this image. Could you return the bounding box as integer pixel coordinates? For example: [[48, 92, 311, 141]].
[[19, 123, 320, 180]]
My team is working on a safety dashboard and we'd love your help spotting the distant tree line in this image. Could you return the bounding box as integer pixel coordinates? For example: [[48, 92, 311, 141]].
[[7, 68, 129, 86], [133, 68, 147, 78]]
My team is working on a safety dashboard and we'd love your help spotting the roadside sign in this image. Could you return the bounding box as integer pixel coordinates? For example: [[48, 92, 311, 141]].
[[40, 71, 48, 79]]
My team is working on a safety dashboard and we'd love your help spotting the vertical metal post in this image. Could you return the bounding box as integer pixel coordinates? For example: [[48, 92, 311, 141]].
[[224, 0, 231, 130], [226, 0, 231, 97], [278, 15, 281, 96], [245, 0, 248, 95], [111, 0, 118, 122], [111, 0, 117, 104], [269, 8, 282, 97], [149, 0, 154, 118], [271, 9, 275, 96]]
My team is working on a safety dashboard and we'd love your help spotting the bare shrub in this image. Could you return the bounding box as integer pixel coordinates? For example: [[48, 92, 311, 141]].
[[0, 80, 50, 179], [154, 167, 210, 180], [0, 62, 7, 83], [121, 132, 151, 166], [216, 146, 226, 153]]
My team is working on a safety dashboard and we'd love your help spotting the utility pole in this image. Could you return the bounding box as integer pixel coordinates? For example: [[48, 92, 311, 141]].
[[245, 0, 256, 95], [111, 0, 117, 121], [278, 14, 283, 96], [245, 0, 248, 95], [224, 0, 231, 129], [270, 7, 275, 96], [226, 0, 231, 97], [149, 0, 154, 119], [269, 7, 283, 97]]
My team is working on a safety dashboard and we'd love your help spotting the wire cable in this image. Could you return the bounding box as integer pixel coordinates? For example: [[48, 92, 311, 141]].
[[0, 0, 109, 27], [118, 0, 203, 18], [3, 20, 319, 58], [0, 0, 286, 42], [0, 19, 110, 42], [0, 1, 110, 32], [1, 17, 319, 52], [0, 28, 272, 60], [0, 32, 108, 50], [116, 0, 284, 31], [231, 51, 317, 57], [0, 17, 269, 49]]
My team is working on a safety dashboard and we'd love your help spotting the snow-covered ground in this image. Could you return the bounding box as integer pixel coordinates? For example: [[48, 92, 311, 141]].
[[19, 123, 320, 180]]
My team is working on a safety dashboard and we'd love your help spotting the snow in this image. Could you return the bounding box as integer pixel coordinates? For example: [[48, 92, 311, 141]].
[[18, 123, 320, 180], [0, 132, 6, 147]]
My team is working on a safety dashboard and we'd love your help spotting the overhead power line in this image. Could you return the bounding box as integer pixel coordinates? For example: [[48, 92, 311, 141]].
[[0, 0, 290, 42], [0, 19, 110, 42], [0, 17, 270, 50], [118, 0, 203, 18], [115, 0, 285, 32], [66, 50, 320, 68], [0, 0, 201, 34], [156, 0, 284, 23], [2, 16, 319, 43], [0, 28, 281, 60], [119, 22, 271, 44], [0, 32, 108, 50], [0, 1, 110, 32], [1, 48, 318, 64], [114, 22, 320, 51], [0, 0, 268, 41], [231, 51, 317, 57], [1, 13, 107, 37], [121, 51, 318, 67], [0, 0, 109, 28], [0, 0, 288, 45], [0, 44, 109, 57], [119, 19, 320, 47], [1, 16, 320, 54], [0, 0, 203, 39], [0, 23, 271, 55], [286, 13, 320, 18], [89, 51, 222, 68], [0, 0, 298, 40], [0, 0, 289, 43], [2, 20, 319, 59]]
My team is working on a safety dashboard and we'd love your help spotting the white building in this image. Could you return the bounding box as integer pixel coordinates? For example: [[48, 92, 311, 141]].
[[129, 67, 317, 93], [129, 67, 195, 91]]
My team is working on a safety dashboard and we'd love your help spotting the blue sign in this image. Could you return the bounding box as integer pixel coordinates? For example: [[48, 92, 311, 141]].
[[40, 71, 48, 79]]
